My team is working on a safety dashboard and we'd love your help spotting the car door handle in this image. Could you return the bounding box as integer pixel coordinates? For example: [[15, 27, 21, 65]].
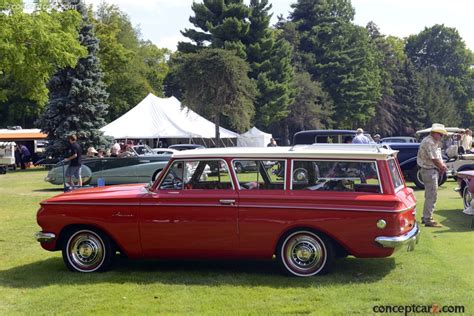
[[112, 212, 134, 218], [219, 199, 236, 205]]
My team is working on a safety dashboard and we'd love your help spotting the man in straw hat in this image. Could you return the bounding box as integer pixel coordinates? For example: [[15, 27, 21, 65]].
[[416, 123, 448, 227]]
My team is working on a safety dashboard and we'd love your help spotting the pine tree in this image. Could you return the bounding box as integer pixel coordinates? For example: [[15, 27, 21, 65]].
[[290, 0, 382, 128], [175, 0, 294, 129], [37, 0, 111, 157], [394, 60, 426, 134]]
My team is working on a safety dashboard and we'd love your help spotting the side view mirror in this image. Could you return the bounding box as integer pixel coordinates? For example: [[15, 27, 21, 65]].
[[145, 181, 153, 192]]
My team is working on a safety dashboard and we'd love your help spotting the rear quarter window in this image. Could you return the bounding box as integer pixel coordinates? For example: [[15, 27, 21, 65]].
[[388, 158, 404, 191]]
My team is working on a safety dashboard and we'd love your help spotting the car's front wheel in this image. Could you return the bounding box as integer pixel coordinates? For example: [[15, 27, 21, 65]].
[[235, 162, 244, 173], [463, 185, 472, 209], [62, 228, 113, 273], [277, 230, 334, 277]]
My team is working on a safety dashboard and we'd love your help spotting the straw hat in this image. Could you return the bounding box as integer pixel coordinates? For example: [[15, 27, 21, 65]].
[[430, 123, 448, 135]]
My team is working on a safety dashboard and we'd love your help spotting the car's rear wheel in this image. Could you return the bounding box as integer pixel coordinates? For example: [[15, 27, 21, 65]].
[[277, 230, 334, 277], [412, 167, 447, 190], [62, 228, 113, 273], [235, 162, 244, 173], [464, 186, 472, 209]]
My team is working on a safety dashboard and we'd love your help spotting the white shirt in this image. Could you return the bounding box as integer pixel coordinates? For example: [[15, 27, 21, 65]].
[[352, 134, 371, 144]]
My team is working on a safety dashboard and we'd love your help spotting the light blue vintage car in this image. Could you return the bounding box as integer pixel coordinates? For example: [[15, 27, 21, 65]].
[[45, 145, 170, 186]]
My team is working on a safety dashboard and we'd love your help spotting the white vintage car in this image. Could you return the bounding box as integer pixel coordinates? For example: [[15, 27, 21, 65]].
[[0, 142, 16, 174]]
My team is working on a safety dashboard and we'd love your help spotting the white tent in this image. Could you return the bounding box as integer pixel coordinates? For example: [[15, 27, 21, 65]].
[[101, 93, 239, 140], [237, 127, 273, 147]]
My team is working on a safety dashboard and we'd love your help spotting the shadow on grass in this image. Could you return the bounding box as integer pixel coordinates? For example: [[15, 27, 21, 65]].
[[0, 256, 396, 289], [435, 209, 474, 233], [33, 188, 64, 193], [9, 168, 48, 174]]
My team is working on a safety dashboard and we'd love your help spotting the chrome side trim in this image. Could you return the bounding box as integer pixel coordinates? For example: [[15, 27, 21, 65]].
[[375, 223, 420, 250], [42, 202, 141, 206], [42, 201, 416, 213], [141, 202, 416, 213], [35, 232, 56, 243]]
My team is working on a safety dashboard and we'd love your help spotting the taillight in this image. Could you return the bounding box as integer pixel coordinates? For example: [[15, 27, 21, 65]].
[[398, 209, 415, 233]]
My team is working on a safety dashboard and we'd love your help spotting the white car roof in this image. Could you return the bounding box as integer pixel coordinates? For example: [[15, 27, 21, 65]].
[[172, 144, 398, 160]]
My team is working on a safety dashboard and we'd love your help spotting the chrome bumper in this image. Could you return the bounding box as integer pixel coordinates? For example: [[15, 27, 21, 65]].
[[35, 232, 56, 243], [375, 223, 420, 251]]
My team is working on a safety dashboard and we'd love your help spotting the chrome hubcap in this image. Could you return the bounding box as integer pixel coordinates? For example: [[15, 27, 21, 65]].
[[284, 234, 325, 274], [68, 231, 104, 271], [464, 187, 472, 208]]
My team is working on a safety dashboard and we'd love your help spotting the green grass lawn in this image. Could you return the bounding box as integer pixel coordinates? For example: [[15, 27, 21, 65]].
[[0, 169, 473, 315]]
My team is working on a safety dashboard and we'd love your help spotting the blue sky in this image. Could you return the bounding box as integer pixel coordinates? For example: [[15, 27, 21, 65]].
[[25, 0, 474, 51], [82, 0, 473, 51]]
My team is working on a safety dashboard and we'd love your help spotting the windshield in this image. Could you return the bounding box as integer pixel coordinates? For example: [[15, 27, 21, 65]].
[[133, 145, 154, 156]]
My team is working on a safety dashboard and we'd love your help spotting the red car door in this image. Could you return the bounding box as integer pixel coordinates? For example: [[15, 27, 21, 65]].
[[139, 160, 239, 258]]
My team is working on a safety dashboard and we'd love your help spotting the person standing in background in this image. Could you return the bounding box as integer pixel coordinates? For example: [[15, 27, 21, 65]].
[[19, 143, 31, 169], [64, 135, 82, 187], [416, 123, 447, 227], [462, 129, 472, 153], [352, 128, 371, 144], [267, 138, 278, 147], [373, 134, 381, 143], [111, 140, 121, 157]]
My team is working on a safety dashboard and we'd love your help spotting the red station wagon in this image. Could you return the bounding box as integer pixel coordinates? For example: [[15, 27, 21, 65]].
[[35, 144, 420, 277]]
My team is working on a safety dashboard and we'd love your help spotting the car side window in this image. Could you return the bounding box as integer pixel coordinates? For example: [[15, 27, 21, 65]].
[[292, 160, 381, 193], [184, 160, 233, 190], [159, 160, 233, 190], [233, 160, 285, 190]]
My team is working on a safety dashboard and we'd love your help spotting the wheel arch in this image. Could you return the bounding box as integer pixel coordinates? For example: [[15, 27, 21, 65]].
[[274, 225, 350, 258], [55, 224, 125, 256]]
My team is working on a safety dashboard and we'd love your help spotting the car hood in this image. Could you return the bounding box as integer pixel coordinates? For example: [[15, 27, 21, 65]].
[[41, 184, 148, 205]]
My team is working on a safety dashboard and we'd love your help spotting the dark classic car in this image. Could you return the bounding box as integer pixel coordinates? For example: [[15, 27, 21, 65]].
[[45, 145, 170, 185], [293, 130, 374, 145], [35, 144, 419, 277]]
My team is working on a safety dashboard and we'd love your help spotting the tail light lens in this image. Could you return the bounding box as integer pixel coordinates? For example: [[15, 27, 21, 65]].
[[398, 209, 415, 233]]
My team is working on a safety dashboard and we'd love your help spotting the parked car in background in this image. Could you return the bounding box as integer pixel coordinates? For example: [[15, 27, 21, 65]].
[[151, 148, 178, 156], [168, 144, 206, 151], [293, 130, 374, 145], [456, 170, 474, 210], [0, 142, 16, 174], [36, 144, 419, 277], [45, 145, 170, 185], [381, 137, 417, 143], [387, 142, 447, 189]]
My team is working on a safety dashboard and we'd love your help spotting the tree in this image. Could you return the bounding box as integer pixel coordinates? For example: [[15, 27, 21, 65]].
[[0, 0, 86, 117], [93, 3, 169, 121], [406, 24, 473, 125], [289, 0, 382, 128], [366, 22, 401, 136], [37, 0, 110, 157], [393, 59, 426, 135], [286, 71, 334, 139], [418, 67, 459, 127], [171, 49, 256, 144], [176, 0, 294, 129]]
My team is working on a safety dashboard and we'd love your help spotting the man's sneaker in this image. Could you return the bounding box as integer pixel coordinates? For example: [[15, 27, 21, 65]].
[[424, 221, 442, 227]]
